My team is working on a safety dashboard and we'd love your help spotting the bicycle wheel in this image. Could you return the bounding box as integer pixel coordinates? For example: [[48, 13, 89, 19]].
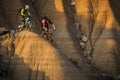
[[16, 14, 23, 29], [28, 21, 35, 31], [47, 33, 54, 42]]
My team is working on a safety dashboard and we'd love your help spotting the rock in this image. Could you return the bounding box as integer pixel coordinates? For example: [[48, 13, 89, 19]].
[[79, 41, 86, 49], [81, 36, 88, 42], [71, 0, 76, 6]]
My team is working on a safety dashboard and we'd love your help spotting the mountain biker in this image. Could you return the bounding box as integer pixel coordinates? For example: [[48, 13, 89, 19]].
[[40, 16, 56, 32], [20, 5, 31, 27]]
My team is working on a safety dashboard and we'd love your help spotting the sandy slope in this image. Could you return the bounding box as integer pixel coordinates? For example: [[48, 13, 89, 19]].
[[7, 30, 89, 80]]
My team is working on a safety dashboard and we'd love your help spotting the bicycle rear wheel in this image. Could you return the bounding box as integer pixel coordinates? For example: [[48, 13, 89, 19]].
[[47, 33, 54, 42]]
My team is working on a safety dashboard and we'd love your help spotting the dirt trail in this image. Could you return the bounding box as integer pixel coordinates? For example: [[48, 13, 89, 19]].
[[35, 0, 86, 66], [34, 0, 94, 78]]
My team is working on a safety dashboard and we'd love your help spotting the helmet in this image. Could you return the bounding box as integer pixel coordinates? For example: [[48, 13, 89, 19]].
[[41, 16, 47, 20], [25, 5, 29, 9], [43, 16, 48, 20]]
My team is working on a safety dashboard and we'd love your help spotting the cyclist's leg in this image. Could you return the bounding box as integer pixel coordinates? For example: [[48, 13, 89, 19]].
[[25, 17, 31, 29], [41, 29, 46, 37], [24, 17, 28, 25], [21, 16, 26, 28]]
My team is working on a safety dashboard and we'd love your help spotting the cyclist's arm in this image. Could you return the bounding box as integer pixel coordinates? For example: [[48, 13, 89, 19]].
[[48, 20, 56, 30], [48, 20, 54, 27], [27, 10, 31, 17], [46, 18, 56, 30]]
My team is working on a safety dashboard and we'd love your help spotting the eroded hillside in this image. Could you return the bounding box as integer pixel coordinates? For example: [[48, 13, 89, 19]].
[[75, 0, 120, 76], [0, 0, 120, 80]]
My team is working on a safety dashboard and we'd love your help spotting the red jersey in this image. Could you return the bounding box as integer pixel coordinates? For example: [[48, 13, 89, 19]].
[[41, 17, 53, 28]]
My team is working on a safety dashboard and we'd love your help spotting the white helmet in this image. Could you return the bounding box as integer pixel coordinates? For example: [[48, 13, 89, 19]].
[[25, 5, 29, 9]]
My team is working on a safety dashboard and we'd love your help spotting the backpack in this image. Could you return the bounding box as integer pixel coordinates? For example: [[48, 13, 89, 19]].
[[19, 8, 22, 13]]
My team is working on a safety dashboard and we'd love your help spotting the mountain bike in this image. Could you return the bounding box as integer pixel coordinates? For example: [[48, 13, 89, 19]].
[[17, 16, 35, 32]]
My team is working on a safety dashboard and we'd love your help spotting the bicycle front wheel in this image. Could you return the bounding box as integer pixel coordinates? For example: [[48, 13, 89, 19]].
[[28, 21, 35, 31]]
